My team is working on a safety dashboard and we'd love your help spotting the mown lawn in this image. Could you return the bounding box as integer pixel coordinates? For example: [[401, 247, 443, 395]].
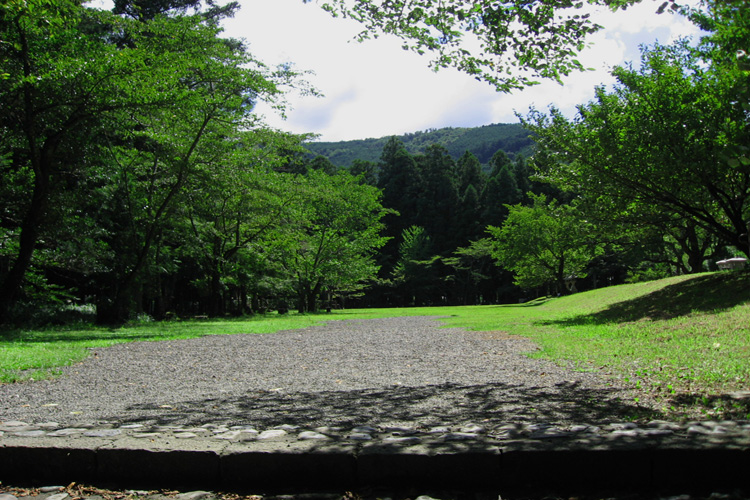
[[3, 271, 749, 418]]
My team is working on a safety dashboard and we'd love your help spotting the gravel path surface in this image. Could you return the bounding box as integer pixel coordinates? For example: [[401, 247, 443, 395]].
[[0, 316, 651, 428]]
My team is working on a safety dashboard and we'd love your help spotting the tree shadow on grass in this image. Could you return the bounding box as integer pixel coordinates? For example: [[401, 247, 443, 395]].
[[551, 271, 750, 326], [117, 381, 660, 429], [667, 392, 750, 420]]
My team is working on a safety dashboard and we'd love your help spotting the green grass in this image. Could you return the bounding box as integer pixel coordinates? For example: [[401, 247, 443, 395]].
[[0, 313, 339, 383], [3, 271, 749, 418]]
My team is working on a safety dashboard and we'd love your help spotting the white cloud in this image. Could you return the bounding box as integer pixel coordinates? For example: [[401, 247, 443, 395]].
[[225, 0, 703, 141]]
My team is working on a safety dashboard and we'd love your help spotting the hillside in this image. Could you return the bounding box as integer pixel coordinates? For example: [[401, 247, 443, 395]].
[[304, 122, 534, 168]]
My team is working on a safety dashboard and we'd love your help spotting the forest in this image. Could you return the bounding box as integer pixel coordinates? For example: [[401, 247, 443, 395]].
[[304, 123, 535, 169], [1, 0, 748, 327]]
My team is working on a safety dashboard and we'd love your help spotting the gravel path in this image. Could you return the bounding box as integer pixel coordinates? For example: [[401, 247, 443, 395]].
[[0, 316, 650, 428]]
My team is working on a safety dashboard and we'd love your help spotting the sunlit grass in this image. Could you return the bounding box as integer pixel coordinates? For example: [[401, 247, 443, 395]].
[[0, 313, 338, 383], [338, 273, 750, 416]]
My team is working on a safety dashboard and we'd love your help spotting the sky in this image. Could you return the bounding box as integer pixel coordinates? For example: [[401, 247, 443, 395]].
[[223, 0, 702, 142]]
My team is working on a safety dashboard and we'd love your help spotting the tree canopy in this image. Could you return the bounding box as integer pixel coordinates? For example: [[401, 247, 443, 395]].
[[523, 37, 750, 257], [311, 0, 683, 91], [488, 194, 601, 292]]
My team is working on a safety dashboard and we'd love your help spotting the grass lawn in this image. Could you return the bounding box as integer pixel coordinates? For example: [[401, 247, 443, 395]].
[[2, 271, 749, 418]]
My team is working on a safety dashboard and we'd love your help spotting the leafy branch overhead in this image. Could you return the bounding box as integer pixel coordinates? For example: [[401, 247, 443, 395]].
[[308, 0, 683, 91]]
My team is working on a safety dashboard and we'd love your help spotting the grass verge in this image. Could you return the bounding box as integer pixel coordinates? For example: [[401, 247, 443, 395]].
[[0, 313, 337, 384]]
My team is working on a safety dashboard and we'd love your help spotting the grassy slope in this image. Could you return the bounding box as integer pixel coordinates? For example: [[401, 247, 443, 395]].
[[2, 271, 749, 417], [425, 272, 750, 417]]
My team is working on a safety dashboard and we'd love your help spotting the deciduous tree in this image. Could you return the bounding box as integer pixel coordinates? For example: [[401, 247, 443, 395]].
[[264, 170, 389, 313], [488, 194, 601, 292], [524, 39, 750, 258]]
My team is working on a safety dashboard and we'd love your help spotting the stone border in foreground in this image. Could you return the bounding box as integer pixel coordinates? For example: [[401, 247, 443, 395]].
[[1, 420, 750, 494]]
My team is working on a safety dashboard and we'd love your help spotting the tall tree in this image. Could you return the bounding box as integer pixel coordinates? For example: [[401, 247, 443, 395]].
[[0, 1, 291, 323], [265, 170, 389, 313], [377, 137, 423, 269], [415, 144, 460, 255], [179, 131, 308, 317], [455, 151, 486, 244], [350, 158, 379, 186], [442, 238, 499, 305], [456, 151, 486, 197], [391, 225, 437, 306], [0, 2, 157, 322], [455, 184, 483, 246], [481, 165, 521, 227]]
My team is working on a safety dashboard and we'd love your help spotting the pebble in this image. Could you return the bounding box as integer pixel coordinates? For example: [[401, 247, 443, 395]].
[[383, 435, 420, 444], [298, 431, 329, 440], [258, 429, 287, 440], [83, 429, 122, 438], [442, 432, 479, 441], [529, 427, 570, 439], [459, 423, 485, 434], [176, 491, 212, 500], [2, 418, 750, 445], [39, 487, 64, 493], [132, 432, 162, 439], [47, 428, 86, 437], [175, 432, 201, 439], [348, 432, 372, 440], [610, 429, 639, 437], [13, 430, 46, 437], [352, 425, 377, 434], [427, 426, 451, 434]]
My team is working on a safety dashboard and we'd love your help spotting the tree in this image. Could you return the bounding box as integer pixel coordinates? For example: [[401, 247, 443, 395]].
[[488, 194, 601, 293], [307, 155, 340, 175], [415, 144, 460, 255], [456, 151, 486, 197], [311, 0, 680, 91], [443, 238, 498, 305], [0, 0, 294, 323], [454, 152, 486, 244], [391, 226, 437, 306], [0, 2, 172, 321], [350, 158, 379, 186], [481, 157, 521, 227], [455, 184, 483, 246], [179, 132, 309, 317], [264, 170, 389, 313], [377, 137, 423, 270], [523, 38, 750, 258]]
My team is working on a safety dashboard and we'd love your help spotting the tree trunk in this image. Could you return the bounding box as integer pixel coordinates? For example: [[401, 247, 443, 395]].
[[307, 281, 322, 313], [0, 161, 50, 324], [97, 284, 137, 325], [208, 266, 223, 317]]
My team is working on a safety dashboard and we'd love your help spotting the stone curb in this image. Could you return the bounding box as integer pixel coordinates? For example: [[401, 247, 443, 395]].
[[2, 420, 750, 494]]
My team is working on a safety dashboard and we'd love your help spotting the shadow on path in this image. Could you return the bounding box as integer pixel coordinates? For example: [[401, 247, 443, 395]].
[[118, 381, 659, 428]]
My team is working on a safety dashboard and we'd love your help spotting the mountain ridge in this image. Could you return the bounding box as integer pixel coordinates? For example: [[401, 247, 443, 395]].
[[304, 122, 534, 168]]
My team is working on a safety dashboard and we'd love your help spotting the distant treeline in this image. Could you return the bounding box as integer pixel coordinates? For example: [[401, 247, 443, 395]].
[[304, 123, 535, 169]]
